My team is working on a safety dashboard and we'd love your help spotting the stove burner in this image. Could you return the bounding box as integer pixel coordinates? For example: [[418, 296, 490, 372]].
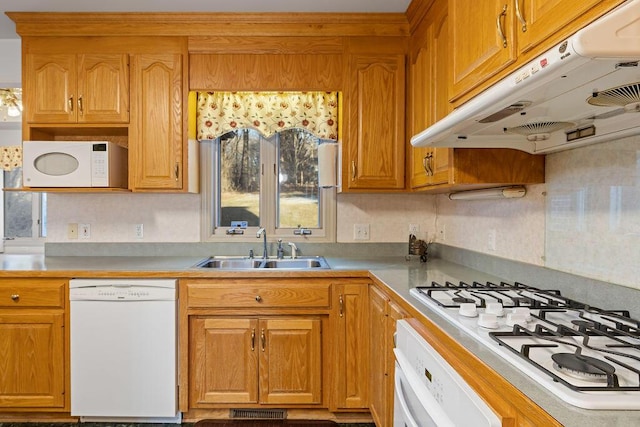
[[551, 353, 615, 382], [452, 296, 475, 304]]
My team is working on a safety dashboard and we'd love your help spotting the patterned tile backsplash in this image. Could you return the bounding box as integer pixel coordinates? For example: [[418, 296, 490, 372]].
[[44, 136, 640, 290]]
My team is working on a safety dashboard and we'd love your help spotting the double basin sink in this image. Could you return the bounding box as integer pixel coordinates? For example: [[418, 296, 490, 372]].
[[195, 256, 330, 270]]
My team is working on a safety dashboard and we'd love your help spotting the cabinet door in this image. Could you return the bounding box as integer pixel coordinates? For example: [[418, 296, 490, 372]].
[[346, 54, 405, 190], [368, 285, 388, 427], [385, 299, 409, 427], [449, 0, 517, 102], [259, 317, 322, 405], [0, 312, 65, 408], [130, 54, 184, 190], [77, 54, 129, 123], [25, 54, 77, 123], [516, 0, 606, 54], [189, 317, 258, 405], [332, 283, 369, 410], [410, 0, 451, 189]]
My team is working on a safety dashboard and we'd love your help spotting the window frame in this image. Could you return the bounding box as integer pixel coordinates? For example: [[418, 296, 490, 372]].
[[0, 170, 46, 254], [200, 131, 336, 243]]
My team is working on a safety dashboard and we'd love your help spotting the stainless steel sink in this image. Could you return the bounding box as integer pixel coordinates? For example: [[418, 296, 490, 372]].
[[194, 256, 330, 270], [262, 257, 330, 269]]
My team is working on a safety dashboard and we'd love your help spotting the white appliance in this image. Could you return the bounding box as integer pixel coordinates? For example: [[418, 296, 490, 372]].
[[69, 279, 179, 422], [410, 281, 640, 410], [23, 141, 127, 187], [411, 0, 640, 154], [393, 319, 501, 427]]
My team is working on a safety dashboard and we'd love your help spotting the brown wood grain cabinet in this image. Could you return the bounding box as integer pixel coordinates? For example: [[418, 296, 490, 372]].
[[130, 53, 187, 191], [189, 316, 322, 405], [449, 0, 624, 104], [368, 285, 409, 427], [181, 279, 331, 413], [331, 282, 369, 411], [409, 0, 545, 192], [25, 53, 129, 124], [408, 0, 451, 190], [344, 52, 406, 191], [0, 279, 68, 411]]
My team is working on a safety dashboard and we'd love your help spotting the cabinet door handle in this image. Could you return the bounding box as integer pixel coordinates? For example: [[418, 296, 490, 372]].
[[255, 295, 262, 302], [351, 161, 357, 181], [423, 154, 433, 177], [251, 328, 256, 351], [261, 328, 266, 352], [77, 96, 83, 116], [68, 96, 74, 113], [339, 293, 344, 317], [174, 162, 179, 181], [10, 294, 19, 301], [515, 0, 527, 32], [497, 4, 508, 48]]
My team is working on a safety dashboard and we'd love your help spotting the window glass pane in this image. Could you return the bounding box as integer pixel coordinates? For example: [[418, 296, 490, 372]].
[[218, 130, 261, 227], [3, 168, 42, 238], [277, 129, 320, 228]]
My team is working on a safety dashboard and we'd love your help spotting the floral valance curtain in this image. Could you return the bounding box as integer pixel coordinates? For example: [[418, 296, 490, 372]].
[[0, 145, 21, 171], [196, 92, 339, 141]]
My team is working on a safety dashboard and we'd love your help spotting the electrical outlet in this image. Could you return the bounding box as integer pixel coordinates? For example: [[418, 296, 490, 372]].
[[488, 229, 496, 251], [79, 223, 91, 239], [409, 224, 420, 235], [67, 223, 78, 239], [354, 224, 370, 241], [135, 223, 144, 239]]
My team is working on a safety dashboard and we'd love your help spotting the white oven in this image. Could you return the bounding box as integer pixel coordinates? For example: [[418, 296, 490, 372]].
[[394, 319, 500, 427]]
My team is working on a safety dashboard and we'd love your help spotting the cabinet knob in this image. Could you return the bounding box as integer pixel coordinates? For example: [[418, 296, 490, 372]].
[[255, 295, 262, 302], [10, 294, 19, 301]]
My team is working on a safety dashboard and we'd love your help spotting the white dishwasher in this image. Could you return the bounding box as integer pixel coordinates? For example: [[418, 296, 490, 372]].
[[69, 279, 179, 422]]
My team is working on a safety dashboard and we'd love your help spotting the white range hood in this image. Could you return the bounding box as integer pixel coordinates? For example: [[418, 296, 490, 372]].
[[411, 0, 640, 154]]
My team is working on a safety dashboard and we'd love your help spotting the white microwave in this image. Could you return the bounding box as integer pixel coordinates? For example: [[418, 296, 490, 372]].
[[23, 141, 128, 188]]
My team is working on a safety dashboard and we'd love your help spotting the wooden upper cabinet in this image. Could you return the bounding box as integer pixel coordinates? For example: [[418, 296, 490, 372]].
[[25, 53, 129, 123], [516, 0, 609, 54], [345, 53, 406, 191], [449, 0, 517, 103], [409, 0, 451, 190], [130, 53, 184, 191]]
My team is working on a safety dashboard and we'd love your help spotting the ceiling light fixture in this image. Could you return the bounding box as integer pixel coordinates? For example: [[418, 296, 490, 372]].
[[448, 186, 526, 201], [0, 88, 22, 120]]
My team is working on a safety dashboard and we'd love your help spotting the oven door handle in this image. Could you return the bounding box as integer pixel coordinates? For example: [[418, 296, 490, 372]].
[[394, 349, 456, 427], [394, 365, 421, 427]]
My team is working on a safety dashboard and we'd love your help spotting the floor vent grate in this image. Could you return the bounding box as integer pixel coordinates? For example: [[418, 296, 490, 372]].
[[230, 408, 287, 419]]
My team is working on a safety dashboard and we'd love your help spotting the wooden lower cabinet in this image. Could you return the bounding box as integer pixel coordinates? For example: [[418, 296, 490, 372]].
[[369, 285, 409, 427], [0, 279, 67, 410], [331, 282, 369, 410], [190, 316, 322, 406]]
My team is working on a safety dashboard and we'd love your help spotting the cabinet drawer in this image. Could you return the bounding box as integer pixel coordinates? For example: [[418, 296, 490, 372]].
[[0, 279, 66, 308], [186, 280, 331, 309]]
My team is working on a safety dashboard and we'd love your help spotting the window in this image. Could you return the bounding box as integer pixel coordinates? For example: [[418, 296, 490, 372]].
[[1, 168, 46, 252], [198, 91, 338, 242], [202, 128, 336, 241]]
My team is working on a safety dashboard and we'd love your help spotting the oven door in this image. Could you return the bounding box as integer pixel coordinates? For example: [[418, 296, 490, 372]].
[[393, 319, 501, 427]]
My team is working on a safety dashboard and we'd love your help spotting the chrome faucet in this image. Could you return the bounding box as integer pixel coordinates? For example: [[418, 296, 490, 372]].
[[287, 242, 298, 259], [256, 228, 268, 258], [277, 239, 284, 259]]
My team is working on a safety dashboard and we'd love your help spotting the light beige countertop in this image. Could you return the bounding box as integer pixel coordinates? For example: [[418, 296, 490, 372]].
[[1, 253, 638, 426]]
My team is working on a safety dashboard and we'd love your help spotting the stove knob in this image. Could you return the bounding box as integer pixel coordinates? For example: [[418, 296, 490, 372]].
[[459, 303, 478, 318], [478, 313, 499, 329], [485, 302, 505, 317], [512, 307, 532, 321], [506, 312, 528, 327]]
